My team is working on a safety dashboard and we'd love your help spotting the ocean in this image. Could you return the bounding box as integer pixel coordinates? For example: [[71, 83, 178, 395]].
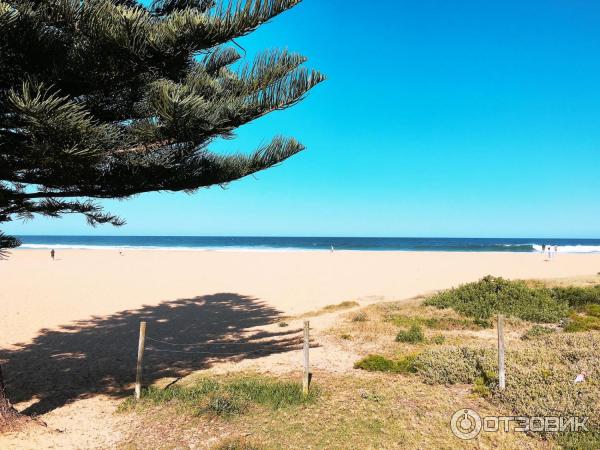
[[13, 236, 600, 253]]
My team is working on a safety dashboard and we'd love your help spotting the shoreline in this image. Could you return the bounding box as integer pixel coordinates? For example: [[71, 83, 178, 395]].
[[11, 246, 596, 254]]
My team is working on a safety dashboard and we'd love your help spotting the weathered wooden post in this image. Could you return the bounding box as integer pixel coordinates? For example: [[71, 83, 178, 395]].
[[303, 320, 310, 395], [497, 314, 505, 391], [135, 321, 147, 400]]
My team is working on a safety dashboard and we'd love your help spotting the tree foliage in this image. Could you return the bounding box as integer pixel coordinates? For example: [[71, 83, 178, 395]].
[[0, 0, 324, 255]]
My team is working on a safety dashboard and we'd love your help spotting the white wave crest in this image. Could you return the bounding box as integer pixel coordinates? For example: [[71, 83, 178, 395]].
[[532, 244, 600, 254]]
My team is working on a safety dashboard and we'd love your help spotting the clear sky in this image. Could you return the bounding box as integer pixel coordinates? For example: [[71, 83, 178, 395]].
[[7, 0, 600, 238]]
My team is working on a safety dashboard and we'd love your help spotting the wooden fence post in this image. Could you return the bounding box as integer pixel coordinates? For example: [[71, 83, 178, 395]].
[[497, 314, 505, 391], [303, 320, 310, 395], [135, 321, 147, 400]]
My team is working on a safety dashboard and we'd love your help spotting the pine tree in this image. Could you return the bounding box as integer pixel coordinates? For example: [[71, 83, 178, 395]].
[[0, 0, 322, 428]]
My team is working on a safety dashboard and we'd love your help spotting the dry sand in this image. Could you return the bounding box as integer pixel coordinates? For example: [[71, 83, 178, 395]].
[[1, 249, 600, 448], [2, 249, 600, 344]]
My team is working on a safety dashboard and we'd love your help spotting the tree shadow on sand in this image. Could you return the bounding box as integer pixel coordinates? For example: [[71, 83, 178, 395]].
[[0, 293, 305, 416]]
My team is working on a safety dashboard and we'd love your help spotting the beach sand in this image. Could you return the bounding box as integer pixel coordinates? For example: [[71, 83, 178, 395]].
[[2, 249, 600, 345], [1, 249, 600, 448]]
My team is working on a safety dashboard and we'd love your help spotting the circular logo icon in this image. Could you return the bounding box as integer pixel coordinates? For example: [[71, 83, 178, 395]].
[[451, 408, 482, 440]]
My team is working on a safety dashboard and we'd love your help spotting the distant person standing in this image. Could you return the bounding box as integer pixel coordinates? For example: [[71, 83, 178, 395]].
[[50, 249, 55, 260], [542, 244, 546, 259], [554, 245, 558, 257]]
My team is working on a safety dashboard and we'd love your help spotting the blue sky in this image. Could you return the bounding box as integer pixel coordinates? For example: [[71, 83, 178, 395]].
[[7, 0, 600, 237]]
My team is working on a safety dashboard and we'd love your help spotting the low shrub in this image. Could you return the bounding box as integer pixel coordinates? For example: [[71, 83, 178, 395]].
[[424, 276, 569, 323], [354, 354, 417, 374], [497, 333, 600, 431], [555, 431, 600, 450], [412, 346, 495, 385], [551, 285, 600, 308], [430, 335, 446, 345], [412, 334, 600, 431], [521, 325, 556, 340], [395, 324, 425, 343], [563, 313, 600, 332], [585, 303, 600, 317]]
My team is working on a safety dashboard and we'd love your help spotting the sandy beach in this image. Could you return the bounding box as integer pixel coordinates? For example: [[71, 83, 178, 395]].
[[2, 249, 600, 345], [1, 249, 600, 448]]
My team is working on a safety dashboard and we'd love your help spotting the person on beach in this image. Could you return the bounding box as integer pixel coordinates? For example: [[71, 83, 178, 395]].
[[50, 249, 55, 260], [554, 245, 558, 257]]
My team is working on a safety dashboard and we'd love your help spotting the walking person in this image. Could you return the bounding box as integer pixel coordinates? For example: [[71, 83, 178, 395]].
[[50, 249, 55, 260]]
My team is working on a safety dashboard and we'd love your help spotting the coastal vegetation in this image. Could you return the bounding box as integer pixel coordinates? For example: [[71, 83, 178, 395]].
[[122, 375, 318, 417], [115, 276, 600, 448], [345, 277, 600, 449]]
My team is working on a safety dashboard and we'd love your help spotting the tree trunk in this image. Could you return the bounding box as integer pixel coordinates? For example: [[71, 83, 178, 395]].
[[0, 364, 23, 432]]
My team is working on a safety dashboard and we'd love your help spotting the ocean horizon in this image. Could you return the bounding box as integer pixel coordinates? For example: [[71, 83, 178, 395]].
[[13, 235, 600, 253]]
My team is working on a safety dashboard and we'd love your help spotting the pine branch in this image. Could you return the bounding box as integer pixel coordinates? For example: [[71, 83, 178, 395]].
[[0, 231, 20, 259], [0, 0, 323, 256]]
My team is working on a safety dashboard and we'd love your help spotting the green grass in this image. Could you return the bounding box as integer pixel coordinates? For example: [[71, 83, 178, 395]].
[[395, 324, 425, 343], [424, 275, 570, 323], [388, 314, 484, 330], [353, 354, 417, 374], [563, 312, 600, 332], [429, 334, 445, 345], [124, 375, 318, 417], [521, 325, 556, 340]]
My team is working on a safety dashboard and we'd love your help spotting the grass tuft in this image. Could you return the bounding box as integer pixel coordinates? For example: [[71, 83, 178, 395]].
[[354, 354, 417, 374], [127, 375, 318, 417], [430, 335, 446, 345], [211, 437, 263, 450], [351, 311, 368, 322], [395, 324, 425, 343]]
